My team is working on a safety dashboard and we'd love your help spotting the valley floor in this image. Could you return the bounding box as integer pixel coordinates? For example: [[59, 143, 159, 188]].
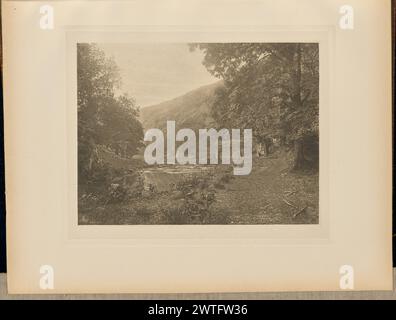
[[79, 151, 319, 225]]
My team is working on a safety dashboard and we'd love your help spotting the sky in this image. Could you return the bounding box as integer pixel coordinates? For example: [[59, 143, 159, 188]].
[[98, 43, 218, 107]]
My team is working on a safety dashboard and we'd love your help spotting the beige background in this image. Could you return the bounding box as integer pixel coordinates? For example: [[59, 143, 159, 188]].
[[2, 0, 393, 293]]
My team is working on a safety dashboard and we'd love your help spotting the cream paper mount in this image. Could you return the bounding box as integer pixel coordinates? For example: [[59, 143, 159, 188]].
[[3, 0, 392, 293]]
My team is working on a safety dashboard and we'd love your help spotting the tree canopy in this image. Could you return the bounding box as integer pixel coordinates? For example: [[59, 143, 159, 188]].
[[78, 44, 144, 179], [190, 43, 319, 169]]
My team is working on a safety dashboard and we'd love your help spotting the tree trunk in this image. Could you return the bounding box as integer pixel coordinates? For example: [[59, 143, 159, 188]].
[[263, 141, 269, 156], [289, 44, 303, 110], [293, 138, 306, 170], [293, 136, 319, 171], [295, 44, 302, 106]]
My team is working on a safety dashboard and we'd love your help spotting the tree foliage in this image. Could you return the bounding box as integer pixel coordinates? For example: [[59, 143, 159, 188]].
[[190, 43, 319, 169], [78, 44, 144, 181]]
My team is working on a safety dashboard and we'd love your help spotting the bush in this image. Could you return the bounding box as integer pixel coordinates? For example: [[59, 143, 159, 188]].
[[162, 174, 228, 224]]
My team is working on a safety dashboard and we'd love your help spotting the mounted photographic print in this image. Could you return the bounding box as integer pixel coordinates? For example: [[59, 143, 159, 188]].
[[78, 43, 320, 225], [3, 0, 392, 294]]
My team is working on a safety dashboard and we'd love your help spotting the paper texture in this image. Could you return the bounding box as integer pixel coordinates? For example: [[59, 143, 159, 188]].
[[3, 0, 392, 293]]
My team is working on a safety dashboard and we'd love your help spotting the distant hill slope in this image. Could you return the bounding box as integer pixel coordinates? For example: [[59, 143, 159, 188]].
[[140, 81, 223, 131]]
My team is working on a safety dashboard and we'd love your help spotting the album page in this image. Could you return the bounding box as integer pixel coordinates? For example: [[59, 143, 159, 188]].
[[3, 0, 392, 293]]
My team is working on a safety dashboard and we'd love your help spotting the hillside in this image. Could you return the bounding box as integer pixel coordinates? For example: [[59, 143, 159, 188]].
[[140, 81, 223, 131]]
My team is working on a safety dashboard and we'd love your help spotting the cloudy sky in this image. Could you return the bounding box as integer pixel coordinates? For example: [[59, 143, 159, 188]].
[[98, 43, 218, 107]]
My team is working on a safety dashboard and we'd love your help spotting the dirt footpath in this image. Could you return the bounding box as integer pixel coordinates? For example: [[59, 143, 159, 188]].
[[213, 155, 319, 224]]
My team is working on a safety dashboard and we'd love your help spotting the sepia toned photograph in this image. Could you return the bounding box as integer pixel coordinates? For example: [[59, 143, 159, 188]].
[[3, 0, 392, 296], [78, 42, 319, 225]]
